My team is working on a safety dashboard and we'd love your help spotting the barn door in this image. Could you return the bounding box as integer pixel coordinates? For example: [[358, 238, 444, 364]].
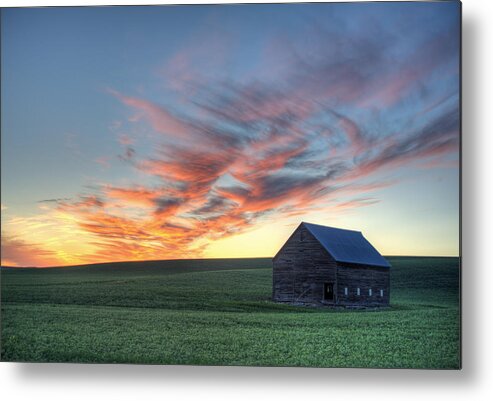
[[323, 283, 334, 301]]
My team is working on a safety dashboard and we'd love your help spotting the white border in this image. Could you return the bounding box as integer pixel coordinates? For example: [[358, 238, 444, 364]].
[[1, 0, 492, 400]]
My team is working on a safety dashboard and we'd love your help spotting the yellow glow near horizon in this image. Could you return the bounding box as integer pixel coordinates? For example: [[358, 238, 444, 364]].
[[204, 221, 295, 259], [205, 208, 459, 259], [2, 200, 459, 267], [1, 207, 101, 266]]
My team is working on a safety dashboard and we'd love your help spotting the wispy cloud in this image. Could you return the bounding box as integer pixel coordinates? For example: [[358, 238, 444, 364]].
[[38, 198, 72, 204], [1, 234, 61, 267]]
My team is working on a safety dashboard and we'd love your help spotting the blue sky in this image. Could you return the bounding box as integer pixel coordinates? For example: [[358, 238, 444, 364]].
[[1, 2, 460, 266]]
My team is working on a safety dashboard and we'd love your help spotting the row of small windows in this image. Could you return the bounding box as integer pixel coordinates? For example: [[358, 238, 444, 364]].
[[343, 287, 384, 297]]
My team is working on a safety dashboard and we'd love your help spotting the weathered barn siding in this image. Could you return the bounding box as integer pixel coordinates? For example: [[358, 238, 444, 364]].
[[273, 223, 390, 307], [273, 225, 337, 305], [336, 263, 390, 306]]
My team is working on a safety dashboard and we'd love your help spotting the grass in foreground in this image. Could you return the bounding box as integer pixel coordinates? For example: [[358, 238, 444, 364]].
[[0, 257, 460, 368]]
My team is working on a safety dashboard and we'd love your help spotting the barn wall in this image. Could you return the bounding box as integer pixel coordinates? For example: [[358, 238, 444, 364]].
[[272, 225, 337, 305], [336, 263, 390, 306]]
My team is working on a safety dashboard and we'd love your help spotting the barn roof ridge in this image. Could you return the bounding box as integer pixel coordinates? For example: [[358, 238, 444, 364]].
[[301, 221, 362, 233], [300, 221, 391, 268]]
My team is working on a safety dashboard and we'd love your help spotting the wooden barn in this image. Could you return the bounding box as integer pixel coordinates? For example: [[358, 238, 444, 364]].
[[272, 222, 391, 307]]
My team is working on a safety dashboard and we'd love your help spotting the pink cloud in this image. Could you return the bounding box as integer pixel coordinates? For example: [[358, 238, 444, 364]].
[[50, 84, 457, 265], [110, 90, 192, 139], [1, 235, 61, 267], [118, 134, 135, 146], [95, 156, 111, 169]]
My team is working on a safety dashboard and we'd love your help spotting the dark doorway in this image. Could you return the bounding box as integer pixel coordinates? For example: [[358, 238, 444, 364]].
[[323, 283, 334, 301]]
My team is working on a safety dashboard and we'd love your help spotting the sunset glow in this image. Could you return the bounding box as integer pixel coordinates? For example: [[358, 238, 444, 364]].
[[1, 3, 460, 267]]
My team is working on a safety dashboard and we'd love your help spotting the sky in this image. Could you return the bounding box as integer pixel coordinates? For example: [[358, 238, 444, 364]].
[[1, 2, 460, 267]]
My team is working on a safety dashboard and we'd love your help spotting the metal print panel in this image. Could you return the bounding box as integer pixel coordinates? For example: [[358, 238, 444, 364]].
[[0, 1, 461, 369]]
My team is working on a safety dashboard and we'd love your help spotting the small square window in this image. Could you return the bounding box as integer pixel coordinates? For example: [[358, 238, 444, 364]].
[[356, 288, 360, 296], [344, 287, 348, 296], [380, 289, 384, 297], [369, 289, 372, 296]]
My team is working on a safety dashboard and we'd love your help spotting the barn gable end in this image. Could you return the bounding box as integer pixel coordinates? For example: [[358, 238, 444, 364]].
[[272, 224, 337, 304], [272, 222, 390, 307]]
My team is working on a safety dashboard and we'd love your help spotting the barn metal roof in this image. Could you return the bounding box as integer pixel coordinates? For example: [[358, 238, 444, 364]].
[[302, 222, 391, 268]]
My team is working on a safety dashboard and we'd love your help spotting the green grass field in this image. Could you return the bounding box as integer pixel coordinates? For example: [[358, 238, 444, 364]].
[[0, 257, 460, 368]]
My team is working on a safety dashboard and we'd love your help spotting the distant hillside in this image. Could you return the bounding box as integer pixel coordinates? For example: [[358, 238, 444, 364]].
[[1, 257, 273, 273]]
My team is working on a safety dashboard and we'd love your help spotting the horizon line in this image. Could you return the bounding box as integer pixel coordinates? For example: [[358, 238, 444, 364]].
[[1, 254, 461, 269]]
